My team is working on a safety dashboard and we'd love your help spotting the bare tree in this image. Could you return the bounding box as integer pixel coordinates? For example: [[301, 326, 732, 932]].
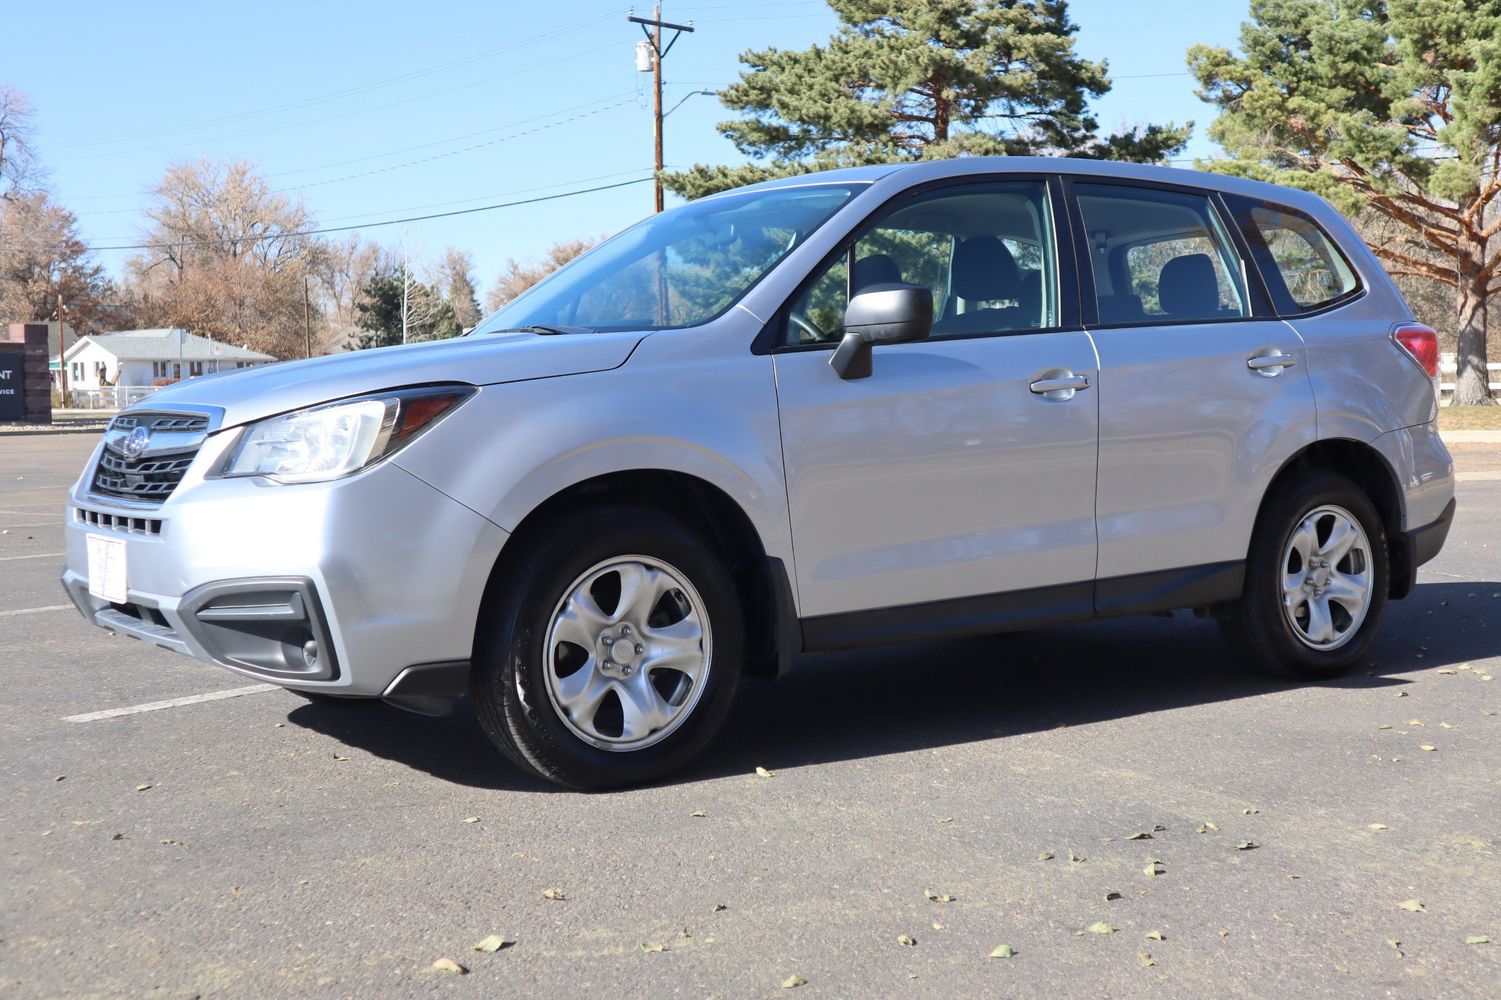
[[310, 236, 391, 353], [0, 85, 41, 200], [0, 191, 111, 329], [125, 159, 317, 358], [437, 247, 482, 329], [485, 237, 600, 313]]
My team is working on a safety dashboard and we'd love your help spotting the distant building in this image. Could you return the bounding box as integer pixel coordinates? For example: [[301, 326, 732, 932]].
[[54, 328, 275, 390]]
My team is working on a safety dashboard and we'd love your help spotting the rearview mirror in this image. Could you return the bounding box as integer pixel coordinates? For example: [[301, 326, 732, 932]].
[[829, 283, 933, 380]]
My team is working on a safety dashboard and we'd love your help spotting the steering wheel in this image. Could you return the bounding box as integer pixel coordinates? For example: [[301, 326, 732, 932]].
[[788, 312, 827, 345]]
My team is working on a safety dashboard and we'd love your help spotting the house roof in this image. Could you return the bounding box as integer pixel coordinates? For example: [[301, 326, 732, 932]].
[[58, 329, 276, 364]]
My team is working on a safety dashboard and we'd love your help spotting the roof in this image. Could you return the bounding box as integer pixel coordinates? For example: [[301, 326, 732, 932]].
[[59, 329, 276, 364]]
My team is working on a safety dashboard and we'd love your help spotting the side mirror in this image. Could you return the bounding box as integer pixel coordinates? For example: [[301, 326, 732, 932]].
[[829, 283, 933, 380]]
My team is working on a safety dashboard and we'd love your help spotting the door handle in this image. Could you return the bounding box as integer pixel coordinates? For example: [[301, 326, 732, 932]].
[[1246, 350, 1297, 376], [1029, 371, 1091, 400]]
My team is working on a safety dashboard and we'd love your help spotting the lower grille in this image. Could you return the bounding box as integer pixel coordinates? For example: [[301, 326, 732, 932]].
[[74, 507, 164, 536]]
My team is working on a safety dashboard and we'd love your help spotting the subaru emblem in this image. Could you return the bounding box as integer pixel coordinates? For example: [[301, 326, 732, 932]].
[[121, 425, 151, 460]]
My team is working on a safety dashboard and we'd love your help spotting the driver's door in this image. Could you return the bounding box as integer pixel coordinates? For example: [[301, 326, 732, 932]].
[[772, 178, 1101, 639]]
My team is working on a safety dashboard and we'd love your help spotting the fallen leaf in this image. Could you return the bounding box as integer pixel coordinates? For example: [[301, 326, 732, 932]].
[[1378, 724, 1393, 730], [690, 810, 705, 818], [542, 888, 565, 901], [1368, 823, 1388, 831], [755, 766, 774, 778], [431, 957, 466, 975], [1387, 938, 1402, 951], [925, 889, 955, 903], [1087, 922, 1117, 935], [1242, 807, 1260, 815], [135, 784, 151, 792], [1037, 851, 1055, 861], [936, 816, 953, 824], [988, 944, 1015, 959], [931, 922, 944, 931], [54, 775, 65, 782], [332, 753, 349, 761], [1272, 913, 1291, 924], [463, 817, 480, 824], [1153, 824, 1167, 832], [1144, 861, 1165, 876], [1440, 722, 1456, 729], [780, 973, 807, 989], [1397, 899, 1426, 913], [1196, 821, 1219, 834], [1466, 935, 1491, 945], [1397, 691, 1409, 698], [1419, 744, 1437, 752], [1407, 719, 1424, 726], [897, 934, 916, 947], [1234, 841, 1259, 851], [640, 941, 666, 953], [109, 833, 124, 841], [1484, 710, 1497, 716], [472, 934, 510, 953], [1068, 850, 1086, 863], [1218, 928, 1230, 937], [1145, 930, 1166, 941], [1126, 832, 1153, 841], [1105, 891, 1123, 901], [1138, 950, 1157, 967], [1438, 669, 1457, 675]]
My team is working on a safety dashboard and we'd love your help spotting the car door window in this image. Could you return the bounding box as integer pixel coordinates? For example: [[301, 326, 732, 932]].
[[1223, 197, 1360, 314], [1073, 183, 1250, 325], [783, 180, 1058, 345]]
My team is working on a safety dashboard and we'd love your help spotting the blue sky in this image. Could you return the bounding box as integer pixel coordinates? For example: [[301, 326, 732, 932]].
[[7, 1, 1250, 299]]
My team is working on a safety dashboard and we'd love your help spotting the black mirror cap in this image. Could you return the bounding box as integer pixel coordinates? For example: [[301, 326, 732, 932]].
[[830, 283, 933, 380], [844, 283, 933, 344]]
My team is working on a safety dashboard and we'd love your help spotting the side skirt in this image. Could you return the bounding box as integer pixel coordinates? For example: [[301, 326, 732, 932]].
[[798, 561, 1244, 654]]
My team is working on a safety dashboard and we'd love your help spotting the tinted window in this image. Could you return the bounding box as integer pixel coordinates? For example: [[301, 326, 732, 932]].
[[783, 180, 1058, 345], [1231, 199, 1359, 313], [1074, 183, 1249, 325]]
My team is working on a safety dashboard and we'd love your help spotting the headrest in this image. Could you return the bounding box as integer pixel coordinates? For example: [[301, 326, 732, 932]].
[[952, 236, 1020, 301]]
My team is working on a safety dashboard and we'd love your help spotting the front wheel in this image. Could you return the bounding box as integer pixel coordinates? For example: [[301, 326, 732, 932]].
[[470, 506, 743, 789], [1224, 472, 1389, 680]]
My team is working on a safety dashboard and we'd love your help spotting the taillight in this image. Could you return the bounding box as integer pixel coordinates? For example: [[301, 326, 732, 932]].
[[1393, 323, 1439, 378]]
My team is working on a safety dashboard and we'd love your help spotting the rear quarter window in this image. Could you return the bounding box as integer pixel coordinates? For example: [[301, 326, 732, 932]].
[[1228, 197, 1360, 314]]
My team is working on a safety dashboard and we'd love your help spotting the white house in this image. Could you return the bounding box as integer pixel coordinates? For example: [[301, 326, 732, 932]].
[[55, 328, 276, 391]]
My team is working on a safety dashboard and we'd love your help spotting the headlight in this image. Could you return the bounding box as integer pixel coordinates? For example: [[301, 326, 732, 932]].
[[222, 385, 474, 484]]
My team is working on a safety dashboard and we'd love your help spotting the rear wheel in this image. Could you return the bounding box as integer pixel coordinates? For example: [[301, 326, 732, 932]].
[[1224, 472, 1388, 680], [470, 506, 743, 789]]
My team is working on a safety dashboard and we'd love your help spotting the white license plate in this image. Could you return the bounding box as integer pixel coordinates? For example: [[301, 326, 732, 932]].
[[86, 534, 128, 604]]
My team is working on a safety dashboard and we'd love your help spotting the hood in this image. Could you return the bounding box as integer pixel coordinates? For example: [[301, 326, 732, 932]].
[[139, 330, 648, 429]]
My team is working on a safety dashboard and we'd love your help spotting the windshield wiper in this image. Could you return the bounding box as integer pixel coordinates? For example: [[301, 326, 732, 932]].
[[486, 324, 593, 336]]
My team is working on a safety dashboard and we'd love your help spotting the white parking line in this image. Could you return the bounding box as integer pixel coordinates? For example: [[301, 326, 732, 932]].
[[1456, 471, 1501, 482], [0, 604, 73, 617], [0, 522, 61, 530], [0, 551, 63, 561], [63, 684, 280, 723]]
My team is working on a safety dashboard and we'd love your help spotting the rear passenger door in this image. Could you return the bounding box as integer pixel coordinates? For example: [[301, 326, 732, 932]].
[[1064, 179, 1318, 612]]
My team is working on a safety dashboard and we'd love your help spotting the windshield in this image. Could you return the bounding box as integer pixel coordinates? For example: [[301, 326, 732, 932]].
[[473, 183, 862, 334]]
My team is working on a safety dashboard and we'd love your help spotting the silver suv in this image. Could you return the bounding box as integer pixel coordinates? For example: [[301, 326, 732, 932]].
[[63, 158, 1456, 788]]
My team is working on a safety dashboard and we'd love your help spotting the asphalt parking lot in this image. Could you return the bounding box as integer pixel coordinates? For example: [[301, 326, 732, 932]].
[[2, 431, 1498, 999]]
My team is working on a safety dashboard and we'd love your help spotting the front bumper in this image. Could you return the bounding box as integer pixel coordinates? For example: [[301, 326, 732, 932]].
[[62, 437, 508, 698]]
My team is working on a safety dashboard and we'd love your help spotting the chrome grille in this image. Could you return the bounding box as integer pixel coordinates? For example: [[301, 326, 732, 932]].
[[111, 413, 209, 434], [89, 410, 207, 504]]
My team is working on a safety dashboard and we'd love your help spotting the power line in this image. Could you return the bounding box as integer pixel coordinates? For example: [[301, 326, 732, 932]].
[[0, 178, 653, 255], [52, 40, 627, 165], [43, 10, 630, 152]]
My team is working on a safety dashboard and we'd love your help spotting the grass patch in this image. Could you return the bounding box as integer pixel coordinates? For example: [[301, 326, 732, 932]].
[[1439, 404, 1501, 430]]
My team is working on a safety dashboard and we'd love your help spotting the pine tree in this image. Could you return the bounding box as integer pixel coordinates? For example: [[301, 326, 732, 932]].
[[663, 0, 1190, 199], [1190, 0, 1500, 404]]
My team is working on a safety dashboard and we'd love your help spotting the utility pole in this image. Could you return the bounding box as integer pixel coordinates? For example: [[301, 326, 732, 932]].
[[55, 294, 67, 409], [303, 274, 313, 359], [630, 5, 694, 213]]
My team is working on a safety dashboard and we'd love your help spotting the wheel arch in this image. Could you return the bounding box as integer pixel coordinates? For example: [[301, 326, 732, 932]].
[[1259, 437, 1409, 598], [477, 469, 799, 680]]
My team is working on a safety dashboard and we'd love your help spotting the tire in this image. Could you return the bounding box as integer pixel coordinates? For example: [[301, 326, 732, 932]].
[[1224, 471, 1389, 680], [470, 505, 744, 790]]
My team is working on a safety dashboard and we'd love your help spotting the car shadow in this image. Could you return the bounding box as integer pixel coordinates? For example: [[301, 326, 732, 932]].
[[285, 580, 1501, 792]]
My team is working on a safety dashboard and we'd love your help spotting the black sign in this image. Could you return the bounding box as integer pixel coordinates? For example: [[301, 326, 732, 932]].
[[0, 352, 25, 421]]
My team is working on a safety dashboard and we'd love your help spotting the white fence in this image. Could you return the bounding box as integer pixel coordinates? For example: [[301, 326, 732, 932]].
[[1438, 353, 1501, 402], [66, 385, 161, 410]]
